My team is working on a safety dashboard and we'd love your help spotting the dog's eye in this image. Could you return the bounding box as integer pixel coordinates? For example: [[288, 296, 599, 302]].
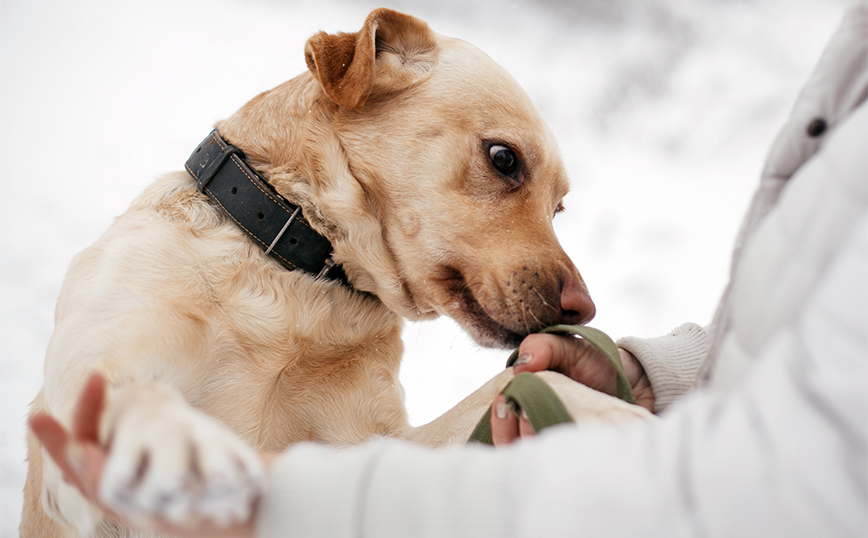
[[489, 145, 518, 176], [553, 202, 565, 219]]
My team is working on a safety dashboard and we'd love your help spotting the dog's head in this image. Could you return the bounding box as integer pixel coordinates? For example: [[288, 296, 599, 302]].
[[218, 9, 594, 348]]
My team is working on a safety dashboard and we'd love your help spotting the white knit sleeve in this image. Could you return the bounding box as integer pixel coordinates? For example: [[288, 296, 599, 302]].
[[617, 323, 709, 413], [257, 439, 514, 538]]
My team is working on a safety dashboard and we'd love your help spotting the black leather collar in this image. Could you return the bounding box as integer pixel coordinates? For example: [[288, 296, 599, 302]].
[[185, 130, 350, 287]]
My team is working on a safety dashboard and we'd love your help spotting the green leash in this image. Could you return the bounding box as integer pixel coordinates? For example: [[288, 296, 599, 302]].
[[467, 325, 635, 445], [507, 325, 636, 405]]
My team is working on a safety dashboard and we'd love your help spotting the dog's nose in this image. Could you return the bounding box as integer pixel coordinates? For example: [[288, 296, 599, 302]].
[[559, 280, 596, 325]]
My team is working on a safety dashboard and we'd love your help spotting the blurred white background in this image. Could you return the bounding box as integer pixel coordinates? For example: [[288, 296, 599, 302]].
[[0, 0, 848, 533]]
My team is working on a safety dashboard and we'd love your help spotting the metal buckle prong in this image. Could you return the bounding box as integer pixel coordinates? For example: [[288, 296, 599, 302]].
[[317, 258, 336, 279], [265, 206, 301, 255]]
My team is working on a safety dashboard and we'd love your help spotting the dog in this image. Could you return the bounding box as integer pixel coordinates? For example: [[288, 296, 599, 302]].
[[22, 8, 652, 537]]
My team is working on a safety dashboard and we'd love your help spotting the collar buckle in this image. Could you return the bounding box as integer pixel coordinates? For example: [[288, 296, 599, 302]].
[[185, 130, 352, 289]]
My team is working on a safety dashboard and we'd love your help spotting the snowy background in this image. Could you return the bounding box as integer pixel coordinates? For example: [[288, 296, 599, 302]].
[[0, 0, 848, 533]]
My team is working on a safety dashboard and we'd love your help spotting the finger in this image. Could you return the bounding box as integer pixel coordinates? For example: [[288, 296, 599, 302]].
[[73, 372, 107, 442], [490, 396, 520, 447], [518, 410, 535, 438], [29, 414, 78, 486], [30, 414, 110, 507], [29, 413, 70, 465], [513, 333, 585, 374], [512, 334, 555, 373]]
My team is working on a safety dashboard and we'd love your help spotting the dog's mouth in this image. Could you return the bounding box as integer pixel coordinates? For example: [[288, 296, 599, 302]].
[[435, 266, 526, 349]]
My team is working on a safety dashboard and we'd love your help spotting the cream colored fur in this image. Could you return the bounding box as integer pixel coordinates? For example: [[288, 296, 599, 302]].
[[22, 9, 652, 537]]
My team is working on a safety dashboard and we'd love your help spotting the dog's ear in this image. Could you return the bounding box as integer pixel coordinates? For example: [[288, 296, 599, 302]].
[[304, 9, 438, 110]]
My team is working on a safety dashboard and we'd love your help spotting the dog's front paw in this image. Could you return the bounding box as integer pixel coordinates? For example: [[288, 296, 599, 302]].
[[100, 383, 264, 528]]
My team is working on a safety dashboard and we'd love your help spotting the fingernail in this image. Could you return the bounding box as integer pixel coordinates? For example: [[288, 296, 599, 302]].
[[495, 399, 509, 420], [514, 353, 533, 366], [521, 409, 530, 421], [66, 443, 86, 476]]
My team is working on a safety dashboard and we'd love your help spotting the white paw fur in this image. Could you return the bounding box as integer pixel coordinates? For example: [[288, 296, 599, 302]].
[[100, 383, 265, 528]]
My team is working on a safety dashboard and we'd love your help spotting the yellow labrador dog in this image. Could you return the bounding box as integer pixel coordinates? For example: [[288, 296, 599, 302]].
[[22, 8, 651, 537]]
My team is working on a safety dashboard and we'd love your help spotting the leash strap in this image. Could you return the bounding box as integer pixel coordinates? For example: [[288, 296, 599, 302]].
[[467, 372, 573, 444], [467, 325, 636, 445], [185, 130, 350, 286], [506, 325, 636, 405]]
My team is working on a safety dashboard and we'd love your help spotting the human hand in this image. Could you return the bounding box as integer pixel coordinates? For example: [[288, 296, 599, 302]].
[[490, 333, 654, 446], [29, 373, 273, 538]]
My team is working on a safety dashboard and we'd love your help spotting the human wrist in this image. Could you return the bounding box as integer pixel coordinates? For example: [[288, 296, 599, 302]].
[[617, 323, 709, 413], [618, 348, 655, 412], [618, 348, 643, 385]]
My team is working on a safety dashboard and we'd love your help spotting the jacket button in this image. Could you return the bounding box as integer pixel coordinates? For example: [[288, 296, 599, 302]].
[[807, 118, 827, 137]]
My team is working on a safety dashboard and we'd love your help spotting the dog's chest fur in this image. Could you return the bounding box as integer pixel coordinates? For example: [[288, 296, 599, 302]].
[[77, 172, 410, 450]]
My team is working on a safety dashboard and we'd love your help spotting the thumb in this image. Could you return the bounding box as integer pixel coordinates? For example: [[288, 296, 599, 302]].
[[29, 413, 81, 489], [73, 372, 107, 442], [512, 333, 581, 374], [29, 373, 111, 504]]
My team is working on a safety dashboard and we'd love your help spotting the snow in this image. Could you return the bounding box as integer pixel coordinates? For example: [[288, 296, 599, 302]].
[[0, 0, 847, 533]]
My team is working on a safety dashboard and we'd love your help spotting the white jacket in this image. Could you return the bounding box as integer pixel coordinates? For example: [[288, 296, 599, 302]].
[[258, 3, 868, 537]]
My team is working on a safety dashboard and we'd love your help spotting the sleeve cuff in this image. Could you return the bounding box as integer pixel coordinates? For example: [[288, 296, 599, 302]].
[[617, 323, 709, 413]]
